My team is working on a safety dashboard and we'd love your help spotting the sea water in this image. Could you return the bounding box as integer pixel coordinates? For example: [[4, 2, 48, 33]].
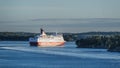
[[0, 41, 120, 68]]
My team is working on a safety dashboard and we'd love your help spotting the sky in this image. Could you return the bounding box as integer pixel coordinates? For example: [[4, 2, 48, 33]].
[[0, 0, 120, 33]]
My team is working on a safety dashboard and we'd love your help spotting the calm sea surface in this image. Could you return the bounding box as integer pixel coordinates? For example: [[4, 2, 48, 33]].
[[0, 41, 120, 68]]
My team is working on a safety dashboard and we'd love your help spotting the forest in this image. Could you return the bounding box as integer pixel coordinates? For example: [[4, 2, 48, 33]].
[[76, 35, 120, 52]]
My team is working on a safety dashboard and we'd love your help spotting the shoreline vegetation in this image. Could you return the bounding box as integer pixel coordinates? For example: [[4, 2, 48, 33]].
[[0, 32, 120, 52], [76, 35, 120, 52]]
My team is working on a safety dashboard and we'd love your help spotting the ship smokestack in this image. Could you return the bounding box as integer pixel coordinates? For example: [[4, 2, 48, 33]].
[[40, 28, 46, 36], [40, 28, 43, 34]]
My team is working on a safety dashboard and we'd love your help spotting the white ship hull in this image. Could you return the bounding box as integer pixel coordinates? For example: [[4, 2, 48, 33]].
[[30, 41, 65, 47]]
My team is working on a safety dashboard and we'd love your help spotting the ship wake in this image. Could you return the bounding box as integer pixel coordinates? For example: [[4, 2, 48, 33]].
[[1, 46, 120, 60]]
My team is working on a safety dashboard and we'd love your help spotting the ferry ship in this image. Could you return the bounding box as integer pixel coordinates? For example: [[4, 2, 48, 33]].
[[29, 28, 65, 47]]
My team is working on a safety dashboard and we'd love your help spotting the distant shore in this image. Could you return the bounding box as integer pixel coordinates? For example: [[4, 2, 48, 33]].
[[0, 31, 120, 52], [0, 31, 120, 41]]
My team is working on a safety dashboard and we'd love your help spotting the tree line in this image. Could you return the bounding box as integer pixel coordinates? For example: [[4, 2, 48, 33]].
[[76, 35, 120, 52], [0, 32, 37, 41], [0, 32, 78, 41]]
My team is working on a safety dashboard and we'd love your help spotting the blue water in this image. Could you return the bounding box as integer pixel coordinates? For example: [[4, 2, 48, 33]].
[[0, 41, 120, 68]]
